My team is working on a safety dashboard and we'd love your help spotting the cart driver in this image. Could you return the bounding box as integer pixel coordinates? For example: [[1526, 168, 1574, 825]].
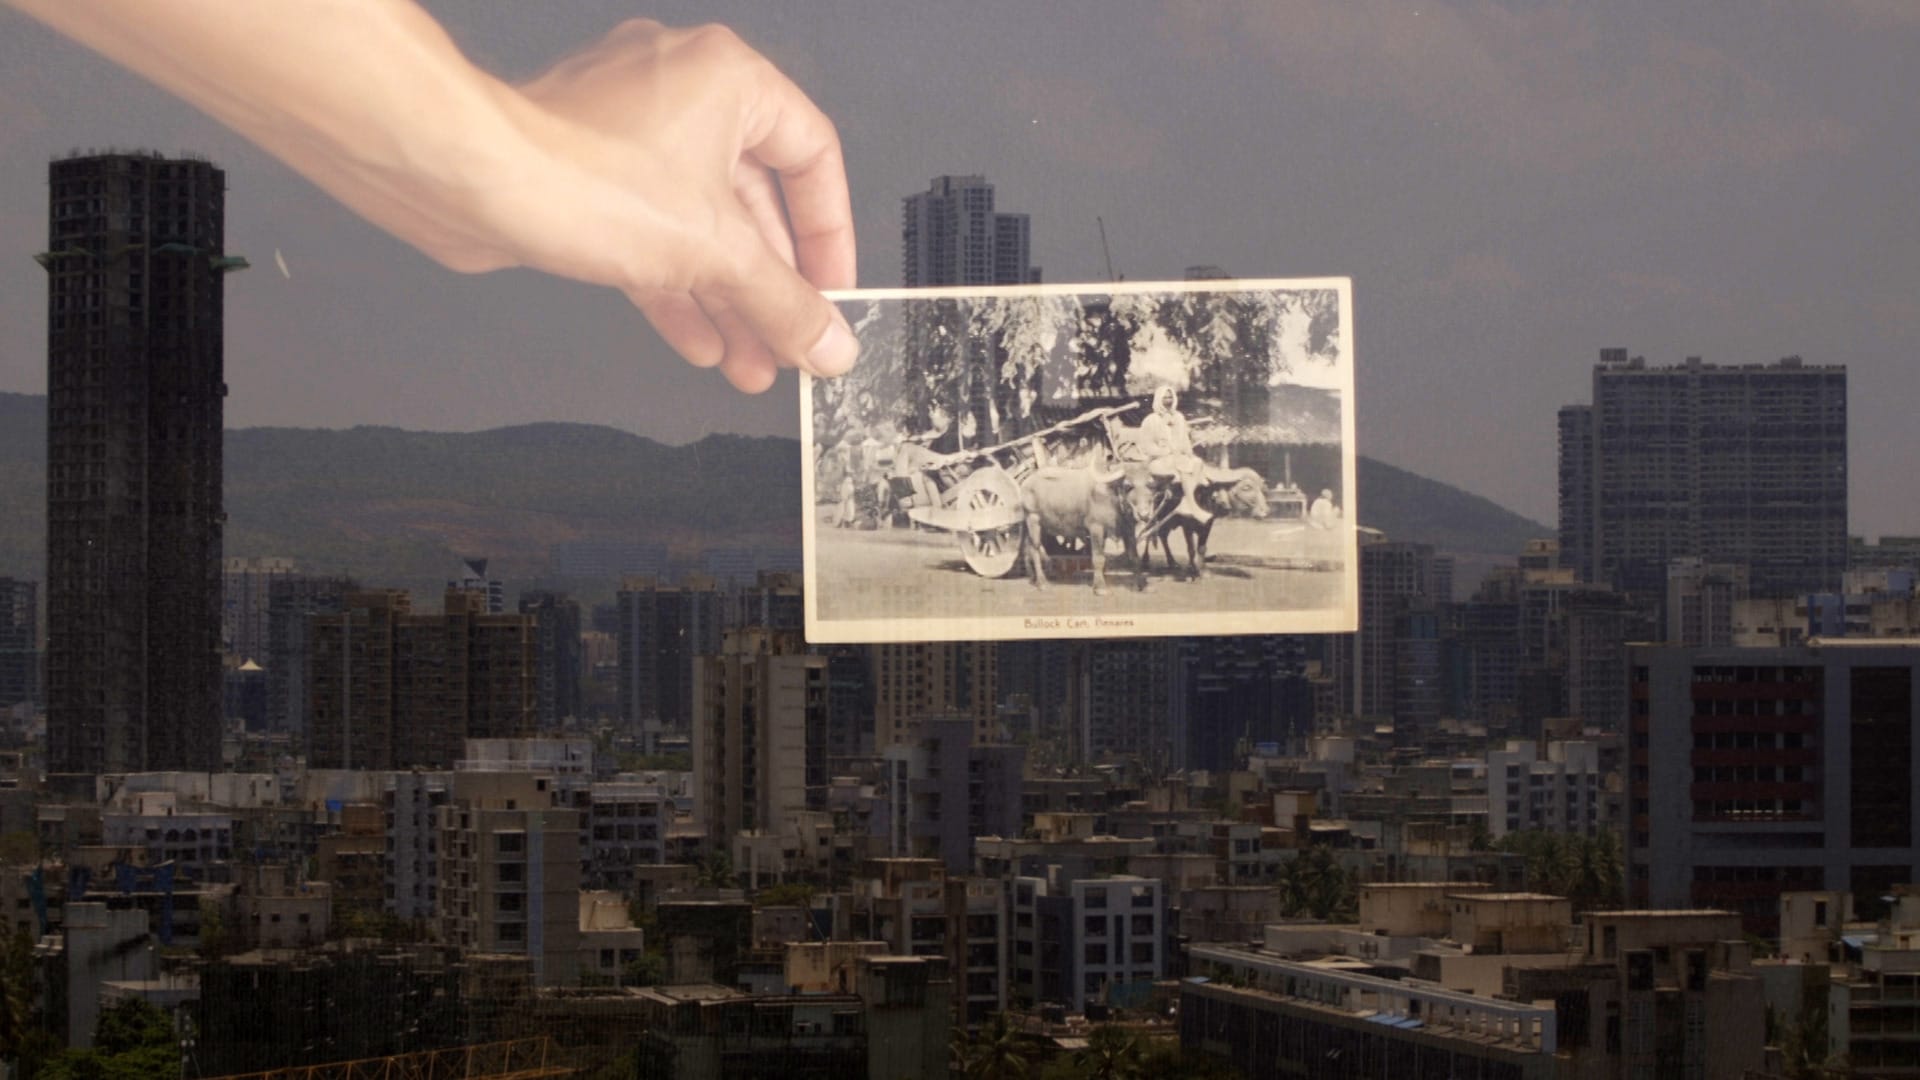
[[1136, 386, 1212, 525], [891, 403, 961, 519]]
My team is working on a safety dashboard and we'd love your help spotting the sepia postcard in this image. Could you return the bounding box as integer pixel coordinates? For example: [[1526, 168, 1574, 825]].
[[800, 279, 1358, 643]]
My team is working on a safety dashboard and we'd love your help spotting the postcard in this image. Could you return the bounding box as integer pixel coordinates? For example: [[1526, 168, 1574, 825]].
[[801, 279, 1357, 643]]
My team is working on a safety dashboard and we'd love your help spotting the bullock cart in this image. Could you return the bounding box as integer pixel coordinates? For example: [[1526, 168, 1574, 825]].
[[900, 404, 1143, 578]]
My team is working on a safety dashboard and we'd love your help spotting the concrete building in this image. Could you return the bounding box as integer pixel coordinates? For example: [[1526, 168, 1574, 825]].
[[43, 152, 231, 774], [1665, 558, 1749, 647], [59, 902, 157, 1048], [838, 858, 1009, 1028], [1082, 640, 1173, 766], [0, 576, 35, 710], [882, 716, 1024, 874], [517, 590, 583, 729], [692, 628, 828, 852], [577, 890, 646, 986], [309, 589, 536, 770], [222, 556, 298, 662], [872, 641, 997, 748], [901, 174, 1037, 288], [1009, 874, 1164, 1014], [1484, 739, 1604, 839], [1559, 350, 1847, 597], [385, 770, 449, 921], [1630, 641, 1920, 933], [631, 956, 951, 1080], [726, 570, 805, 633], [1355, 536, 1452, 732], [616, 574, 722, 751], [584, 778, 673, 889], [434, 771, 581, 985], [264, 572, 355, 739], [1183, 942, 1563, 1078], [234, 861, 331, 948]]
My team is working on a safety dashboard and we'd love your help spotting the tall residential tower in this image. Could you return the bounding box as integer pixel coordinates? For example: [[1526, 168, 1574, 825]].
[[1558, 351, 1847, 597], [901, 175, 1038, 287], [42, 153, 233, 774]]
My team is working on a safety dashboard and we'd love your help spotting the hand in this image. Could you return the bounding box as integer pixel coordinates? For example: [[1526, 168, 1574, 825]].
[[502, 20, 859, 392]]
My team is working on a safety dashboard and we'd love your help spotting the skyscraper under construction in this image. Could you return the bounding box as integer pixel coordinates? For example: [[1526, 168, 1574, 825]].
[[42, 152, 234, 774]]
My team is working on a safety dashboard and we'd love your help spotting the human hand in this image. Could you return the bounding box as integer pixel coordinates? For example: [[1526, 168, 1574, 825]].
[[502, 20, 858, 392]]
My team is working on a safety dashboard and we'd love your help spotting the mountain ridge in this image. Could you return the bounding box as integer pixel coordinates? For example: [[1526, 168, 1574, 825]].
[[0, 392, 1546, 593]]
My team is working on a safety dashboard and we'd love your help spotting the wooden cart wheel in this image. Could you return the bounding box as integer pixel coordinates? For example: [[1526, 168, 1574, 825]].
[[957, 468, 1025, 578]]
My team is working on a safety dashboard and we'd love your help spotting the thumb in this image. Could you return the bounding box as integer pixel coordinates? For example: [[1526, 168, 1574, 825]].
[[702, 221, 857, 378]]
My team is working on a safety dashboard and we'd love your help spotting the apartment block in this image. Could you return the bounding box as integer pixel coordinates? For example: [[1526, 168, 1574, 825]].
[[692, 628, 828, 851], [433, 771, 580, 985], [1560, 351, 1847, 597], [1630, 642, 1920, 933], [1009, 874, 1164, 1014], [309, 589, 535, 770]]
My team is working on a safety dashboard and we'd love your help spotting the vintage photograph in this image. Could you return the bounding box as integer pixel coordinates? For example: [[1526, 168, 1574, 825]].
[[801, 279, 1357, 642]]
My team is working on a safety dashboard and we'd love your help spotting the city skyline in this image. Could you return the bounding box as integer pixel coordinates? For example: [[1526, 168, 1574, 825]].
[[0, 3, 1914, 537]]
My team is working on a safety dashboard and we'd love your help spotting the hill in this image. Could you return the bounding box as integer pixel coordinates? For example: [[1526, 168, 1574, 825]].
[[0, 392, 1546, 596]]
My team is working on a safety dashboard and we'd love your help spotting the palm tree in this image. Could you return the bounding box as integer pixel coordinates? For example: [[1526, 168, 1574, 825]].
[[1072, 1025, 1146, 1080], [958, 1012, 1038, 1080], [1277, 846, 1356, 921]]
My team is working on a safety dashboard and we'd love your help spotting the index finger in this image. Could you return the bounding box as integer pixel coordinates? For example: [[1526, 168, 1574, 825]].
[[740, 63, 856, 291]]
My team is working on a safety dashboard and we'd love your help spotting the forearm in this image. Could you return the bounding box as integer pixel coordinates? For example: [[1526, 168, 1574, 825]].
[[9, 0, 527, 227]]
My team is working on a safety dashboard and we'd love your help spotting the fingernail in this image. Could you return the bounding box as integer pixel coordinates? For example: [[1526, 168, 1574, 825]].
[[805, 308, 857, 378]]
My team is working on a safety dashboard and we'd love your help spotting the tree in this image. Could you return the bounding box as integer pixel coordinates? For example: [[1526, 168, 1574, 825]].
[[1494, 830, 1622, 911], [38, 999, 181, 1080], [693, 851, 737, 890], [0, 927, 55, 1072], [954, 1011, 1039, 1080], [621, 953, 668, 988], [1069, 1024, 1147, 1080], [1277, 846, 1356, 922], [754, 882, 816, 909], [1778, 999, 1851, 1079]]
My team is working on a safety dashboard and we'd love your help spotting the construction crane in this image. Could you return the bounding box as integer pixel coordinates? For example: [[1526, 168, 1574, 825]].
[[196, 1037, 568, 1080]]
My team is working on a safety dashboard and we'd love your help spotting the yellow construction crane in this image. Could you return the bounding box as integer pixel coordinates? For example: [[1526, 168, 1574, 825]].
[[196, 1037, 569, 1080]]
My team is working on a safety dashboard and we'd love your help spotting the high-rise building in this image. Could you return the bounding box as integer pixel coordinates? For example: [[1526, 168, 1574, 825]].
[[264, 573, 356, 739], [691, 628, 828, 852], [308, 589, 535, 769], [872, 642, 998, 748], [1170, 636, 1312, 772], [901, 175, 1039, 288], [517, 591, 583, 728], [1629, 641, 1920, 934], [1559, 351, 1847, 597], [616, 575, 723, 751], [0, 578, 37, 711], [1354, 535, 1452, 729], [221, 556, 297, 662], [42, 152, 233, 775], [725, 570, 804, 633], [1082, 640, 1173, 766]]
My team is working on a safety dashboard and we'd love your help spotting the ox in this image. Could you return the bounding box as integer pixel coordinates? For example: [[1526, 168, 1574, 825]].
[[1148, 470, 1271, 580], [1018, 463, 1155, 594]]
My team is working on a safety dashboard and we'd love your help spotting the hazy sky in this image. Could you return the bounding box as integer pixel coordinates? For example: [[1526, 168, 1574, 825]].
[[1, 2, 1914, 536]]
